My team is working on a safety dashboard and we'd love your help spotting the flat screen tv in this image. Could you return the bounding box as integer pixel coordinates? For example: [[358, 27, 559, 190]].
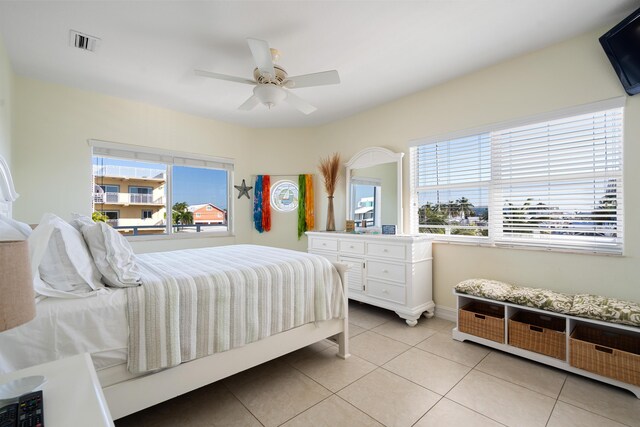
[[600, 7, 640, 95]]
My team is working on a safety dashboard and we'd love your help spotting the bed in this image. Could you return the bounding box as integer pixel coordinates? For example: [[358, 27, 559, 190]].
[[0, 155, 349, 420]]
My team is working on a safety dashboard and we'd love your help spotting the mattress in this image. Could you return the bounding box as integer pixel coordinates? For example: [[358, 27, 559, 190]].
[[127, 245, 344, 373], [0, 245, 344, 379], [0, 288, 128, 374]]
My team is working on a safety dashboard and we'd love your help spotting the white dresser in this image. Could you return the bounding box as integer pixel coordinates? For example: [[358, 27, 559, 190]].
[[307, 231, 434, 326]]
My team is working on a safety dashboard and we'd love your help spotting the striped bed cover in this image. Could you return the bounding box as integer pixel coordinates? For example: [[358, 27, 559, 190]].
[[126, 244, 345, 373]]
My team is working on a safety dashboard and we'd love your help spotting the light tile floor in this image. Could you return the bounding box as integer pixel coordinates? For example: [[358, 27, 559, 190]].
[[115, 301, 640, 427]]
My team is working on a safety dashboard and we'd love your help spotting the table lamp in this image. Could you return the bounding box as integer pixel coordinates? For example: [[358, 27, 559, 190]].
[[0, 239, 43, 399]]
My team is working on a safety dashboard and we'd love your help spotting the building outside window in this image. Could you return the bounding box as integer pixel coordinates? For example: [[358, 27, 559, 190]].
[[410, 100, 624, 254], [91, 140, 234, 237]]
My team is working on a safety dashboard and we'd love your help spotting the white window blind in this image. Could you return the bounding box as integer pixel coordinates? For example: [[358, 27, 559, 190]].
[[491, 108, 623, 254], [411, 133, 491, 237], [89, 140, 234, 170], [410, 101, 624, 254]]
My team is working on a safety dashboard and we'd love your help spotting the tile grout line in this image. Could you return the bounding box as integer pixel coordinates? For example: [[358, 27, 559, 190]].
[[278, 346, 385, 425], [434, 350, 515, 427], [221, 381, 267, 427], [544, 375, 566, 427]]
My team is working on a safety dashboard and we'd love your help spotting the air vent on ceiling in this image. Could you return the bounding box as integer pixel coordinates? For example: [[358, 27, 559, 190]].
[[69, 30, 100, 52]]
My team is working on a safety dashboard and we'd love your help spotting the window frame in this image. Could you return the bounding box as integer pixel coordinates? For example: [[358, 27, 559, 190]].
[[89, 139, 235, 241], [409, 98, 625, 255]]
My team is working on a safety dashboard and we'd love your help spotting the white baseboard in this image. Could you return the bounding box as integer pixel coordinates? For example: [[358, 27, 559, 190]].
[[434, 305, 457, 323]]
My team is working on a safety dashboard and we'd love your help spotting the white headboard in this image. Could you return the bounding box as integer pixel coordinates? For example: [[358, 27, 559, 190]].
[[0, 155, 18, 217]]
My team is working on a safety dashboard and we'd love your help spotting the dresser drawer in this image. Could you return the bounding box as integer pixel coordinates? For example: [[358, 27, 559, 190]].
[[339, 240, 365, 255], [367, 280, 405, 305], [367, 261, 405, 283], [310, 238, 338, 251], [367, 243, 406, 260]]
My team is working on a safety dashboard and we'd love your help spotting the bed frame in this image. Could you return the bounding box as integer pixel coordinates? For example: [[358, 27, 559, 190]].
[[103, 263, 349, 420], [0, 154, 350, 420]]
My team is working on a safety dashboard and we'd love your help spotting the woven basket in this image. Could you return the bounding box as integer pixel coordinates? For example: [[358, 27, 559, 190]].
[[459, 301, 505, 343], [509, 311, 566, 360], [570, 324, 640, 386]]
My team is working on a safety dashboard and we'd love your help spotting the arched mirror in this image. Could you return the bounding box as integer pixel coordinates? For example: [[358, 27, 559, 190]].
[[345, 147, 404, 232]]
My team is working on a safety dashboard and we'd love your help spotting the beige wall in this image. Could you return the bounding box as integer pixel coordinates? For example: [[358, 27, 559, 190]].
[[12, 77, 257, 253], [0, 35, 12, 166], [9, 24, 640, 310], [312, 27, 640, 308]]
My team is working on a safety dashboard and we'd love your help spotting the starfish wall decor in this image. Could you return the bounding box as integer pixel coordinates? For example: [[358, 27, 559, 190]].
[[234, 179, 253, 199]]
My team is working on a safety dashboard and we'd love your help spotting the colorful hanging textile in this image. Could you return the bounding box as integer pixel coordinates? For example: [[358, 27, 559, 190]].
[[305, 174, 314, 230], [254, 175, 264, 233], [297, 174, 306, 239], [262, 175, 271, 232]]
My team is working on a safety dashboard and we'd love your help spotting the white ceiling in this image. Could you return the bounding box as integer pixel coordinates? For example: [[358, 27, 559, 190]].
[[0, 1, 636, 128]]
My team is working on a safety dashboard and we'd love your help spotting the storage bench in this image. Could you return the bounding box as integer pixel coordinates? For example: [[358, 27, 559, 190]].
[[453, 286, 640, 398]]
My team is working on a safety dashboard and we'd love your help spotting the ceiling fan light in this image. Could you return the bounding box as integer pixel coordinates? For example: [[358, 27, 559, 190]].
[[253, 84, 286, 109]]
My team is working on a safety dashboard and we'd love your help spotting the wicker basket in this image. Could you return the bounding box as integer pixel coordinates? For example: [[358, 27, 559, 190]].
[[459, 301, 505, 343], [570, 324, 640, 386], [508, 311, 566, 359]]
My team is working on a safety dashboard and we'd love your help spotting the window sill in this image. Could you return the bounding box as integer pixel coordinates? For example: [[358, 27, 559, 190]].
[[429, 238, 623, 257]]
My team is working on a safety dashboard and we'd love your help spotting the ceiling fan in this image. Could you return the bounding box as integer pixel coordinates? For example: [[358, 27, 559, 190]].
[[195, 38, 340, 115]]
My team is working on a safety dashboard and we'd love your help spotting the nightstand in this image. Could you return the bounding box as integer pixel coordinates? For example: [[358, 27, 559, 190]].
[[0, 353, 114, 426]]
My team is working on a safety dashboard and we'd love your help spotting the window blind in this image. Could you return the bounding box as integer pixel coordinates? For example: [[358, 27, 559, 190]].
[[410, 101, 624, 254], [89, 140, 234, 171], [491, 108, 623, 253], [411, 133, 491, 237]]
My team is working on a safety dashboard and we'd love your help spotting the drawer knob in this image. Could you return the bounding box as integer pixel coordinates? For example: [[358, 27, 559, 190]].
[[382, 289, 389, 294], [382, 269, 389, 273], [383, 249, 389, 252], [350, 245, 354, 248], [322, 243, 326, 246]]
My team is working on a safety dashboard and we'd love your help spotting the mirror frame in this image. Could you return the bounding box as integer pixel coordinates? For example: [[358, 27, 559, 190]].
[[345, 147, 404, 231]]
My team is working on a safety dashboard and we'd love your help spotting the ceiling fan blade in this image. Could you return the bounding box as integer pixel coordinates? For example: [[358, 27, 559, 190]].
[[284, 90, 317, 115], [285, 70, 340, 89], [238, 94, 260, 111], [194, 69, 255, 85], [247, 38, 275, 78]]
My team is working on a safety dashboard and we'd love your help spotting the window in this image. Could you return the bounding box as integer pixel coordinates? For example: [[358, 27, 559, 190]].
[[270, 180, 299, 212], [410, 101, 624, 254], [102, 211, 119, 220], [95, 184, 120, 204], [128, 186, 154, 204], [91, 140, 234, 237]]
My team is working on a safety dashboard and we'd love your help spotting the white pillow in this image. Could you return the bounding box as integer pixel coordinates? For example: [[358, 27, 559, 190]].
[[0, 215, 32, 238], [27, 221, 107, 300], [37, 213, 104, 293], [80, 221, 141, 288], [0, 219, 27, 240], [69, 213, 94, 231]]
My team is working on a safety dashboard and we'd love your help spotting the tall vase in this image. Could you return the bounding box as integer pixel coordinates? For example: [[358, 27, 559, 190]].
[[326, 196, 336, 231]]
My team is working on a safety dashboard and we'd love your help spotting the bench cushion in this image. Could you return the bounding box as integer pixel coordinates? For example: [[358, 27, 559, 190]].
[[455, 278, 516, 301], [570, 294, 640, 327], [507, 287, 573, 314]]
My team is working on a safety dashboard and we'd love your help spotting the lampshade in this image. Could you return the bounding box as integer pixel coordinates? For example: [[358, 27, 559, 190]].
[[253, 84, 286, 110], [0, 240, 35, 332]]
